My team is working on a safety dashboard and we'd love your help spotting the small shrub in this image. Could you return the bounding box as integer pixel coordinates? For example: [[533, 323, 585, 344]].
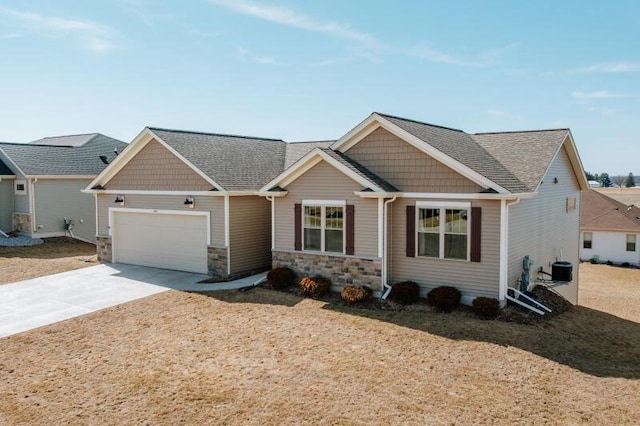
[[606, 260, 614, 266], [426, 286, 461, 313], [621, 262, 631, 268], [341, 285, 372, 304], [589, 258, 598, 264], [472, 297, 501, 320], [300, 275, 331, 298], [266, 267, 296, 289], [388, 281, 420, 305]]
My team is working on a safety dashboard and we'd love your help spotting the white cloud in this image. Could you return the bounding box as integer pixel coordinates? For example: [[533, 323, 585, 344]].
[[486, 108, 522, 120], [209, 0, 516, 67], [236, 46, 286, 66], [571, 90, 636, 100], [0, 7, 118, 53], [572, 62, 640, 73]]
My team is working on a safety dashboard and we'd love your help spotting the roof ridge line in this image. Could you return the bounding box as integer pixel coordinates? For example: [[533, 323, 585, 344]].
[[0, 142, 74, 148], [39, 132, 99, 139], [148, 126, 284, 142], [474, 128, 569, 135], [374, 112, 464, 133]]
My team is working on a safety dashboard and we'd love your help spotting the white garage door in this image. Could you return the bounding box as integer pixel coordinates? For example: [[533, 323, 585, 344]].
[[112, 211, 208, 274]]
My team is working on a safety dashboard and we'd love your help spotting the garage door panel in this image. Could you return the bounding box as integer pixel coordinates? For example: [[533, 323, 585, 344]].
[[113, 211, 208, 274]]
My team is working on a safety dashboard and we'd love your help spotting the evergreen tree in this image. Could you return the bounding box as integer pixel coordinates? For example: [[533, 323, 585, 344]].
[[585, 171, 596, 181], [625, 173, 636, 188], [599, 172, 612, 187]]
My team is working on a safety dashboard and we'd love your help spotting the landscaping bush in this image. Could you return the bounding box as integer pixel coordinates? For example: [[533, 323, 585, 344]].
[[388, 281, 420, 305], [266, 267, 297, 289], [341, 285, 372, 304], [621, 262, 631, 268], [426, 286, 461, 313], [589, 258, 598, 264], [300, 275, 331, 298], [472, 297, 501, 320], [606, 260, 614, 266]]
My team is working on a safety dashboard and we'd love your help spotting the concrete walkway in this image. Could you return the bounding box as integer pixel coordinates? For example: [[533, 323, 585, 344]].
[[0, 263, 267, 338]]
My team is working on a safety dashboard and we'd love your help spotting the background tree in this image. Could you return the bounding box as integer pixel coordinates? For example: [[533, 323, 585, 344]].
[[585, 171, 596, 181], [625, 173, 636, 188], [611, 175, 626, 187], [599, 173, 613, 188]]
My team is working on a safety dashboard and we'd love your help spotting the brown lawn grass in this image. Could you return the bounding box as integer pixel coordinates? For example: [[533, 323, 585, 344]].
[[579, 262, 640, 323], [0, 237, 97, 285], [0, 264, 638, 424]]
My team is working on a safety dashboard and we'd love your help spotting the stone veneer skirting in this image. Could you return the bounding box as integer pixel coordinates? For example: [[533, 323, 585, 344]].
[[272, 250, 383, 291], [12, 213, 32, 234], [96, 236, 112, 262], [207, 247, 229, 278]]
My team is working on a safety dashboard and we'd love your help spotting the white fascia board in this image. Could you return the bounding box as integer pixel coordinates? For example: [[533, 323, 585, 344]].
[[261, 148, 384, 193], [399, 192, 536, 200], [0, 175, 16, 179], [82, 189, 225, 196], [302, 199, 346, 206], [255, 191, 288, 197], [332, 113, 508, 194], [416, 200, 471, 208], [354, 191, 400, 198]]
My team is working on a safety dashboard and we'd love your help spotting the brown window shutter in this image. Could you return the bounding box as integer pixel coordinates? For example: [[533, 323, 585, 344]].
[[470, 207, 481, 262], [346, 205, 355, 255], [406, 205, 415, 257], [294, 203, 302, 251]]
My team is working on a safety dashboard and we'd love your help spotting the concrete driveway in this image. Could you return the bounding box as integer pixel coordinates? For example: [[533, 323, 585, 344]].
[[0, 263, 266, 338]]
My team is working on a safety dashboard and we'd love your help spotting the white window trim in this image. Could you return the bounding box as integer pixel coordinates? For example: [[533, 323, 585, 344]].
[[302, 200, 346, 254], [14, 179, 26, 195], [416, 202, 471, 261], [626, 234, 636, 252]]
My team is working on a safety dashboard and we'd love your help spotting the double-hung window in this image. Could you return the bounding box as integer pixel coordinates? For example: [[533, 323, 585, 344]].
[[626, 234, 636, 252], [303, 201, 345, 253], [417, 202, 470, 260], [583, 232, 593, 249]]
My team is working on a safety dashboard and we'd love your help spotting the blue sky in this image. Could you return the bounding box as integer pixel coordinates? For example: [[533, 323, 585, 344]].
[[0, 1, 638, 174]]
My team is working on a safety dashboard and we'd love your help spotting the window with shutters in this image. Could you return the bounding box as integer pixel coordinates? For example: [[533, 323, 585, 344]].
[[416, 202, 471, 261], [302, 201, 345, 254]]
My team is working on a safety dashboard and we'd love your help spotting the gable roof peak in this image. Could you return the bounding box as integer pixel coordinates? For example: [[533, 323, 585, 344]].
[[374, 112, 464, 133], [147, 126, 284, 142]]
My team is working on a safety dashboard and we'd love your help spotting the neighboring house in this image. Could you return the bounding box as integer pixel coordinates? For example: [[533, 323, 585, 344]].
[[0, 134, 127, 242], [580, 189, 640, 265], [260, 113, 588, 304], [84, 127, 332, 278]]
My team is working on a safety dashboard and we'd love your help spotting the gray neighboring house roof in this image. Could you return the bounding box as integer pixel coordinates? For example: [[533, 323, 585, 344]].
[[0, 134, 127, 176], [471, 129, 570, 192], [378, 113, 530, 193], [30, 133, 99, 148], [148, 128, 287, 191]]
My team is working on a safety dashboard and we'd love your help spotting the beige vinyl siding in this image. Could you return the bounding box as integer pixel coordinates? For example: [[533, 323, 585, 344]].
[[274, 160, 379, 258], [0, 179, 13, 231], [105, 139, 213, 191], [507, 143, 581, 304], [229, 196, 272, 274], [345, 127, 482, 193], [33, 179, 96, 242], [97, 193, 225, 247], [390, 198, 502, 299]]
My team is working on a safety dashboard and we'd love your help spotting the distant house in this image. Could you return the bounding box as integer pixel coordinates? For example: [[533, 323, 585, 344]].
[[588, 180, 601, 188], [0, 134, 127, 242], [580, 189, 640, 265]]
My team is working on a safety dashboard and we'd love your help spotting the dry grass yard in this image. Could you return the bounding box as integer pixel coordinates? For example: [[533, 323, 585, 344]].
[[0, 262, 639, 424], [0, 237, 97, 285]]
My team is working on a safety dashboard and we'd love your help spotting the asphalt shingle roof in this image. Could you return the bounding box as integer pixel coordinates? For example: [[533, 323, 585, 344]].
[[581, 189, 640, 232], [377, 113, 530, 193], [285, 141, 334, 169], [148, 128, 287, 191], [320, 148, 398, 192], [0, 134, 127, 176], [30, 133, 99, 147], [471, 129, 570, 192]]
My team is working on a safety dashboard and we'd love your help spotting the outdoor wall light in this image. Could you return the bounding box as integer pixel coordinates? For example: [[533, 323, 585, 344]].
[[114, 195, 125, 206], [184, 196, 195, 208], [553, 177, 559, 184]]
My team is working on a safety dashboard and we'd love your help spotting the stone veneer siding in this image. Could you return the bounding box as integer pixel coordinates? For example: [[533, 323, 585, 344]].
[[96, 236, 112, 262], [273, 250, 383, 291], [12, 213, 32, 234], [208, 247, 229, 278]]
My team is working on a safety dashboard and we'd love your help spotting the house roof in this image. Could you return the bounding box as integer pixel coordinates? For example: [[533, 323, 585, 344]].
[[320, 148, 398, 192], [377, 113, 543, 193], [0, 134, 127, 176], [581, 189, 640, 232], [285, 141, 334, 169], [148, 127, 287, 191], [471, 129, 570, 192], [29, 133, 99, 147]]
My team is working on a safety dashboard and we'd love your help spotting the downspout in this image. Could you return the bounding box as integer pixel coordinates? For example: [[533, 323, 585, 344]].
[[224, 194, 230, 276], [381, 196, 397, 299], [30, 178, 38, 234], [266, 196, 275, 250], [499, 197, 521, 302]]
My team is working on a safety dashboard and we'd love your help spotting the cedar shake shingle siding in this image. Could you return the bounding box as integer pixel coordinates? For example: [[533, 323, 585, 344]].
[[345, 127, 482, 193], [104, 139, 213, 191]]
